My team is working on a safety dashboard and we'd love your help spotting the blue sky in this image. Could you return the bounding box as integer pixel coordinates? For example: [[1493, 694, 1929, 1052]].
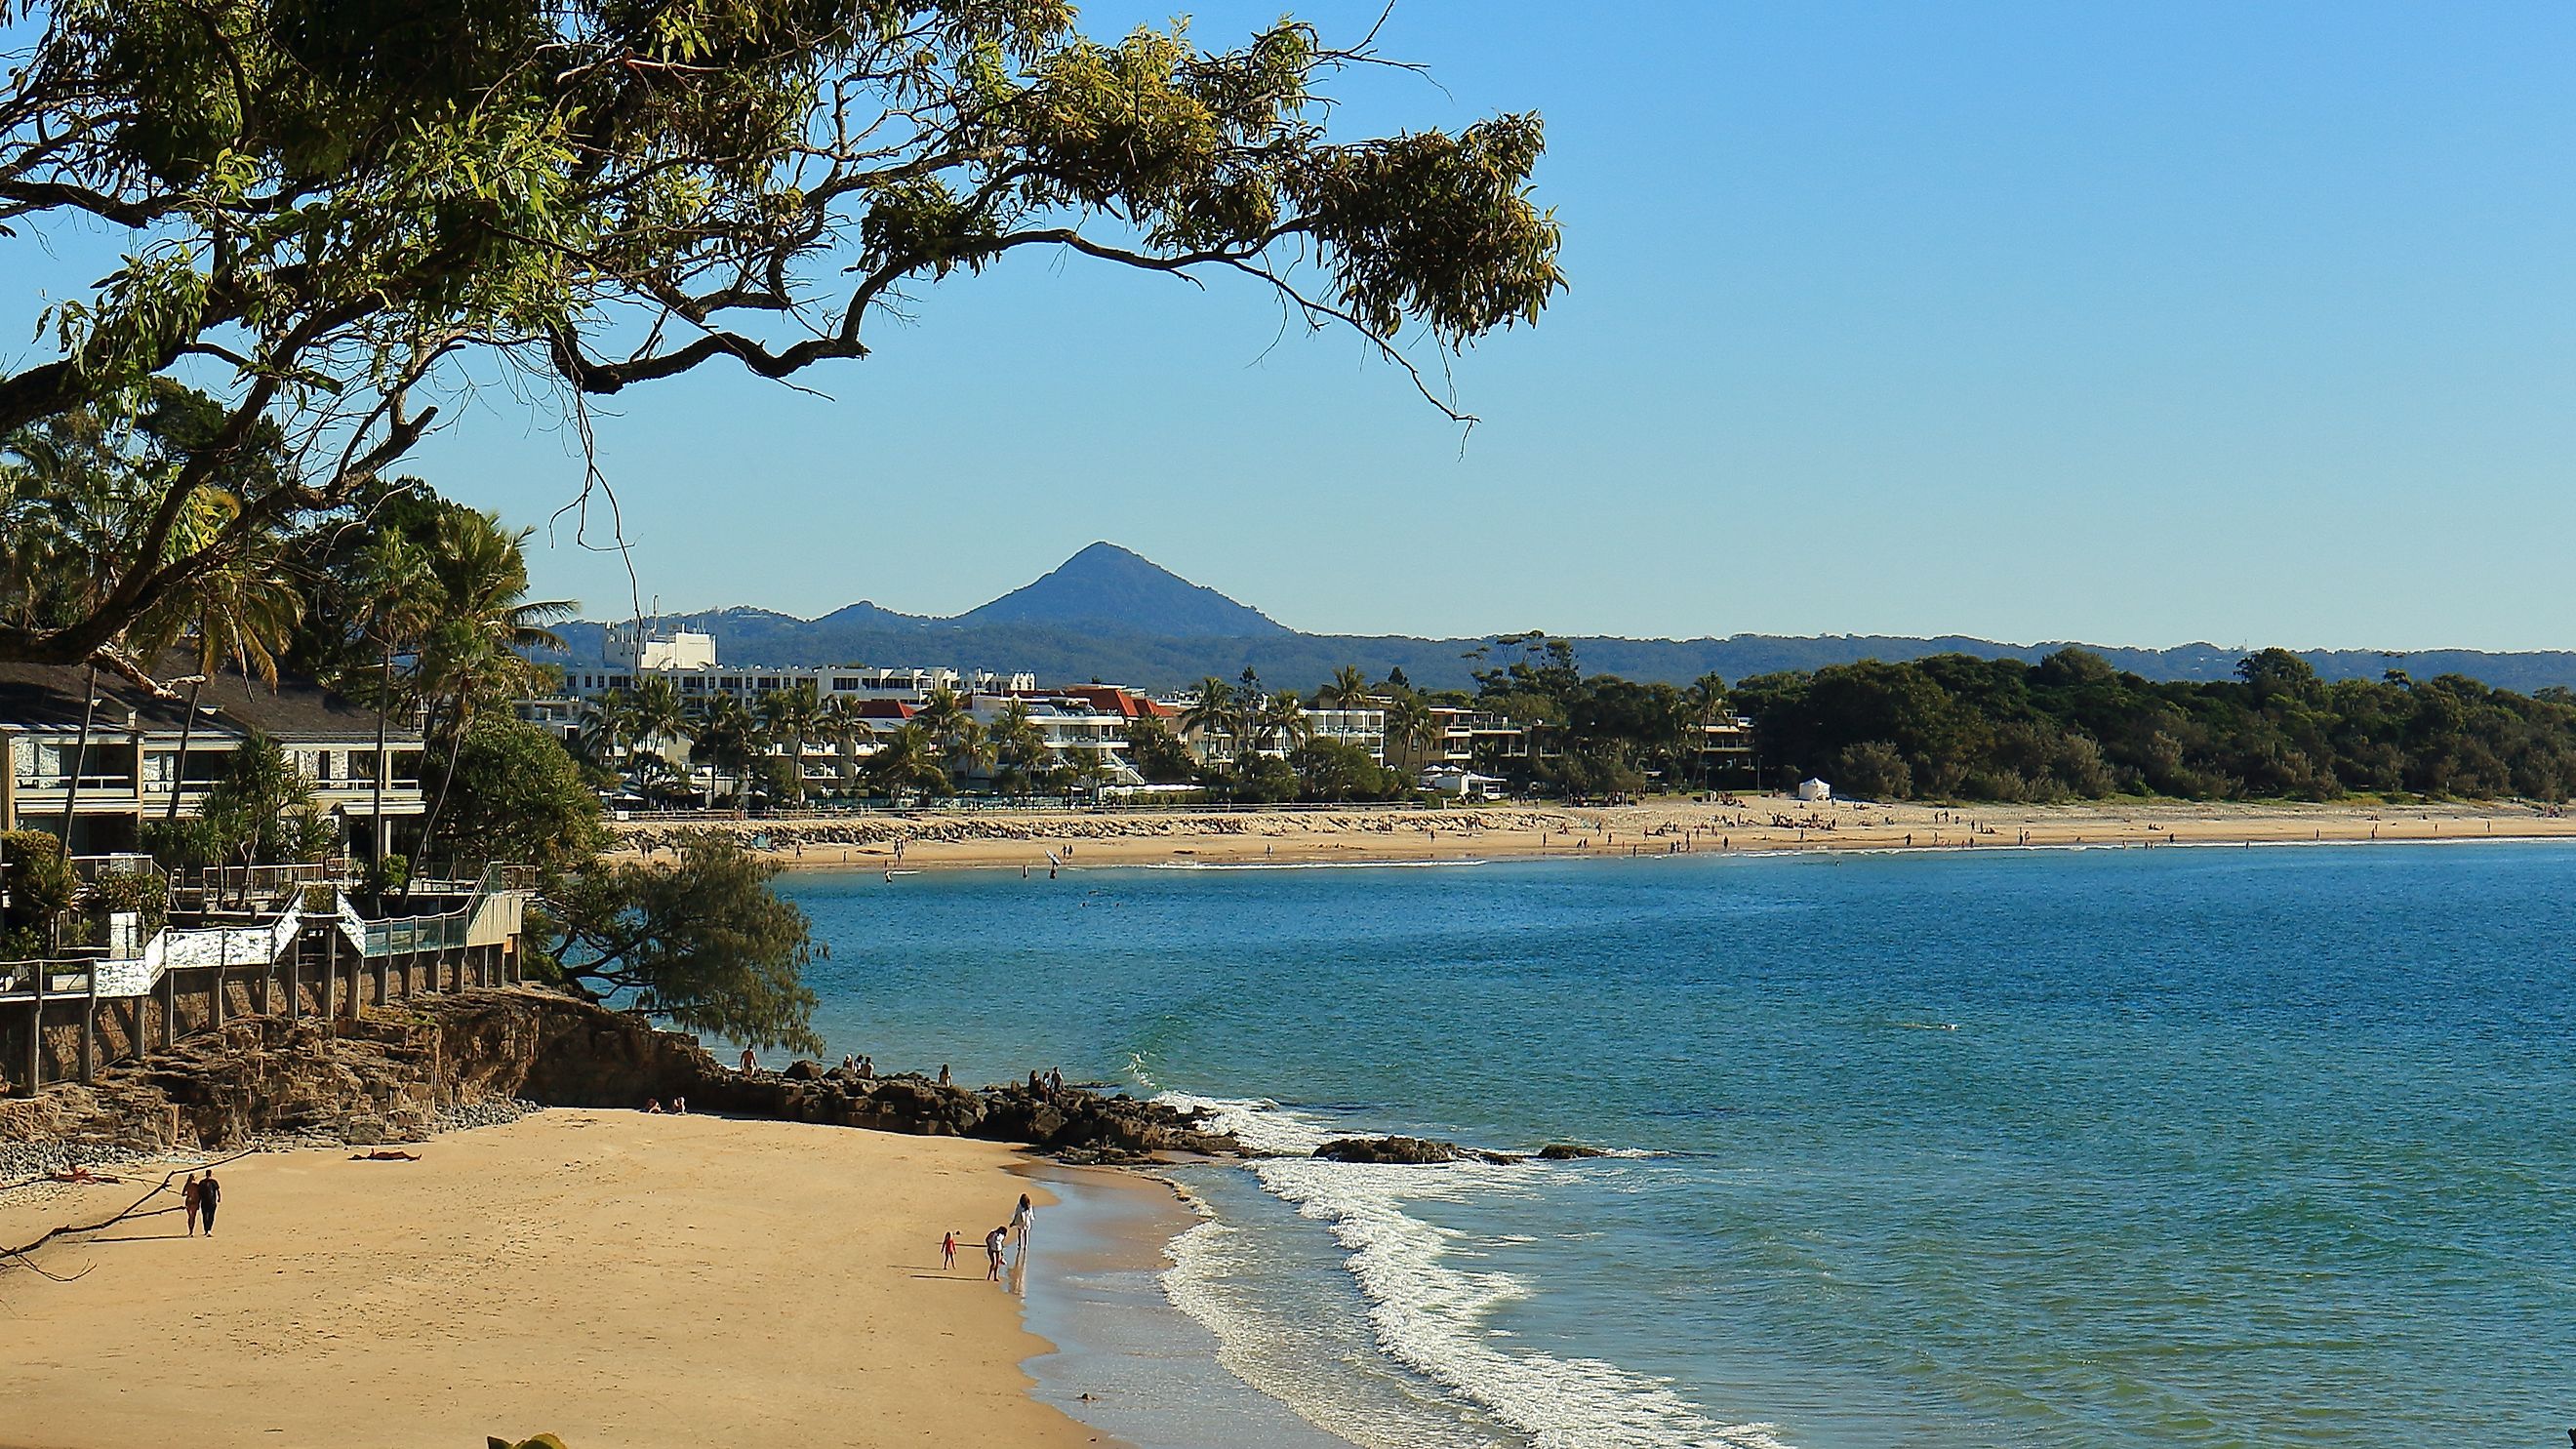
[[24, 2, 2576, 648]]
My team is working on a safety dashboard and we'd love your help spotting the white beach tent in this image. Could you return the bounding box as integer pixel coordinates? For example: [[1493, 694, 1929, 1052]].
[[1794, 778, 1832, 802]]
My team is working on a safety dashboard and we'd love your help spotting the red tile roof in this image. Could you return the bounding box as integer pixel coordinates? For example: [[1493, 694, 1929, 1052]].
[[1056, 685, 1175, 720]]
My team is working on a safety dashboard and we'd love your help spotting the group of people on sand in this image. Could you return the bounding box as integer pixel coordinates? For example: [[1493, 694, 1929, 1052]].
[[942, 1193, 1036, 1282]]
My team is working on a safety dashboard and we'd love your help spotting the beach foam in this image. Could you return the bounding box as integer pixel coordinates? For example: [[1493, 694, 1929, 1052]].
[[1157, 1095, 1793, 1449]]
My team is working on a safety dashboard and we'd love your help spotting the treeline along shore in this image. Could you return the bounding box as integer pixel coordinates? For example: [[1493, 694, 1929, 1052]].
[[1438, 636, 2576, 804]]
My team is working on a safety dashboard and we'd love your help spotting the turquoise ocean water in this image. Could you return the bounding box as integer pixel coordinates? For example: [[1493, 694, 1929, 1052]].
[[781, 842, 2576, 1446]]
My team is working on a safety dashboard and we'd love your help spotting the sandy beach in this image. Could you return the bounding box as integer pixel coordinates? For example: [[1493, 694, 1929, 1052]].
[[609, 794, 2576, 872], [0, 1111, 1110, 1449]]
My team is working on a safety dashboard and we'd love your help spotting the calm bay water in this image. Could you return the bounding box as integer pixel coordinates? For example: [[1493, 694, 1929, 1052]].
[[783, 842, 2576, 1446]]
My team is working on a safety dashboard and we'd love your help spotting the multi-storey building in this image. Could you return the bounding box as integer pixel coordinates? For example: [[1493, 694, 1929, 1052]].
[[531, 628, 1160, 795], [0, 655, 424, 855]]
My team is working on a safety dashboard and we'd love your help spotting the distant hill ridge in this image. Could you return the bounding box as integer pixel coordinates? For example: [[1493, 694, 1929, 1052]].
[[548, 545, 2576, 696]]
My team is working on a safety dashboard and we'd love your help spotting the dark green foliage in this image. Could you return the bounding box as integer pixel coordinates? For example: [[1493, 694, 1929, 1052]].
[[544, 832, 824, 1054], [0, 829, 76, 956], [1287, 738, 1409, 802], [2, 2, 1562, 666], [1202, 753, 1302, 805], [201, 734, 338, 866], [1122, 719, 1199, 785], [422, 719, 606, 875], [1743, 649, 2576, 803], [1831, 741, 1912, 801], [88, 869, 170, 933]]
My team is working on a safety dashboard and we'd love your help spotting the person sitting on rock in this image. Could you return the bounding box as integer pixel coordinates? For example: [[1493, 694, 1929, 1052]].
[[645, 1100, 664, 1113], [671, 1096, 687, 1114]]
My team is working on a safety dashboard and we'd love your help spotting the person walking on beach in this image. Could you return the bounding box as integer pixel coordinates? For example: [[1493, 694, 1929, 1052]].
[[985, 1226, 1008, 1281], [198, 1172, 222, 1237], [181, 1172, 202, 1235], [942, 1231, 958, 1269], [1011, 1193, 1034, 1248]]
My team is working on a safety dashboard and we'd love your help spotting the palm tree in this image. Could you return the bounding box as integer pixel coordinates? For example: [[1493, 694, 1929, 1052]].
[[577, 688, 639, 773], [690, 695, 764, 813], [402, 513, 573, 868], [1319, 664, 1372, 708], [1385, 696, 1441, 775], [817, 695, 870, 800], [1254, 690, 1311, 754], [132, 530, 306, 823], [1181, 677, 1237, 767], [1685, 672, 1728, 787], [865, 723, 947, 800], [756, 681, 825, 806], [915, 688, 968, 745], [986, 700, 1047, 800], [1067, 747, 1117, 804], [627, 675, 692, 767], [348, 532, 438, 865], [942, 716, 994, 793]]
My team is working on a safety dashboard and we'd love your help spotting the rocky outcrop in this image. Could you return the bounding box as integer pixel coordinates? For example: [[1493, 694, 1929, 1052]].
[[1313, 1135, 1523, 1166], [0, 987, 1240, 1163], [1536, 1143, 1610, 1160]]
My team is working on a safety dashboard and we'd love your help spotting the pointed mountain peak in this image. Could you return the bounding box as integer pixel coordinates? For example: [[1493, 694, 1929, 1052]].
[[954, 543, 1287, 637]]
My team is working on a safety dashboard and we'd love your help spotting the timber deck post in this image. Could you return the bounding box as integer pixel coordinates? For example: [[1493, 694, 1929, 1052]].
[[159, 968, 175, 1051], [320, 924, 334, 1020], [27, 963, 45, 1093], [78, 969, 96, 1083]]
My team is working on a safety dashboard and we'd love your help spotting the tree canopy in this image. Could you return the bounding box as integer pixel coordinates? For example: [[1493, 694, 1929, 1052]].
[[0, 0, 1562, 669], [1733, 648, 2576, 803], [543, 831, 824, 1053]]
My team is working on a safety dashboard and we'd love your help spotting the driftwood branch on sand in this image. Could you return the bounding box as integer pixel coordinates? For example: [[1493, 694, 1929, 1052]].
[[1, 1147, 257, 1283]]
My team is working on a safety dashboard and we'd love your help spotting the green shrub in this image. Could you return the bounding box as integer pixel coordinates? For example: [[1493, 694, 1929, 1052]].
[[0, 829, 75, 944], [89, 868, 169, 933]]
